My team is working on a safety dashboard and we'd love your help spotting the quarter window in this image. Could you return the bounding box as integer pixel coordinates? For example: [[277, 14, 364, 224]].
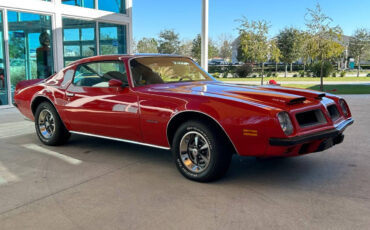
[[73, 61, 127, 87]]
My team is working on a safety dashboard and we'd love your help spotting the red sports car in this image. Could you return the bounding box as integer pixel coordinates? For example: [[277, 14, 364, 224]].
[[14, 55, 353, 182]]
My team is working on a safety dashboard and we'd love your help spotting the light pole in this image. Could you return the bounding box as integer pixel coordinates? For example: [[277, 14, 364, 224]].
[[201, 0, 208, 71]]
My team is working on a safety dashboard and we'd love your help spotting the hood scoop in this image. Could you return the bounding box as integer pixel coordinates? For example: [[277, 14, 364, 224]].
[[228, 90, 307, 106], [316, 93, 326, 100], [287, 97, 306, 105]]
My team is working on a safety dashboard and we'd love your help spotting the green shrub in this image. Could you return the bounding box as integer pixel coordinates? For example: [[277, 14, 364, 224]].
[[293, 74, 298, 77], [332, 72, 337, 77], [367, 73, 370, 77], [211, 72, 220, 78], [298, 70, 305, 77], [235, 63, 253, 78], [310, 61, 334, 77], [251, 74, 257, 78], [340, 71, 346, 77], [306, 72, 312, 77], [266, 71, 272, 77], [272, 73, 276, 77]]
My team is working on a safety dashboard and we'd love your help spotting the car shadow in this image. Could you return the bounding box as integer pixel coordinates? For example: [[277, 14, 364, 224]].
[[55, 134, 344, 190]]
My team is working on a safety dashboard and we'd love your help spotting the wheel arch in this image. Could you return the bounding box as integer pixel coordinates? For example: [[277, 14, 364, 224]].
[[31, 96, 55, 116], [31, 96, 69, 130], [166, 111, 238, 154]]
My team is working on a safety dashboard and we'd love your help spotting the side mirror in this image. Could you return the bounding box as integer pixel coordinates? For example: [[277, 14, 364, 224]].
[[108, 79, 126, 87]]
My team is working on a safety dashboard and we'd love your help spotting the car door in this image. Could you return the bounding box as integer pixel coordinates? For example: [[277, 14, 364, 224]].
[[63, 60, 142, 141]]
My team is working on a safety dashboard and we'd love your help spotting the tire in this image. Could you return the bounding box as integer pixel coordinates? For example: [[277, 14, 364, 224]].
[[35, 102, 70, 146], [172, 120, 232, 182]]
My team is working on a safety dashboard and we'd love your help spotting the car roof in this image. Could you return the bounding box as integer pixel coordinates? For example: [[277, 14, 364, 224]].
[[67, 53, 187, 66]]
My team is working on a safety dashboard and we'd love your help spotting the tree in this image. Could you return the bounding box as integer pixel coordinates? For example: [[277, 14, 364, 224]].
[[178, 40, 193, 57], [276, 27, 304, 77], [269, 39, 281, 73], [136, 37, 158, 53], [348, 28, 370, 77], [237, 17, 270, 84], [191, 34, 219, 62], [157, 29, 180, 54], [217, 34, 233, 61], [209, 40, 219, 60], [300, 32, 314, 72], [305, 3, 343, 90]]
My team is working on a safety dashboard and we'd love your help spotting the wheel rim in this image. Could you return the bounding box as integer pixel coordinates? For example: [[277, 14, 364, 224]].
[[179, 131, 211, 173], [38, 109, 55, 139]]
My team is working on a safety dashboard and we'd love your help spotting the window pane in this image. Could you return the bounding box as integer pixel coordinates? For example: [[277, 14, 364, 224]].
[[130, 57, 211, 86], [74, 61, 126, 87], [0, 11, 9, 106], [81, 28, 94, 41], [98, 0, 126, 14], [62, 0, 94, 9], [99, 22, 127, 55], [64, 45, 80, 57], [7, 11, 54, 103], [63, 29, 79, 41], [63, 18, 96, 66]]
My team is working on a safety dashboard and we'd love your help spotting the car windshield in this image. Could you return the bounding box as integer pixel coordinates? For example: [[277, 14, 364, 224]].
[[129, 57, 213, 86]]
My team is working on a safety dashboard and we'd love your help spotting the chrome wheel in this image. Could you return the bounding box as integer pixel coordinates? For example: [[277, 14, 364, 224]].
[[38, 109, 55, 139], [179, 131, 211, 173]]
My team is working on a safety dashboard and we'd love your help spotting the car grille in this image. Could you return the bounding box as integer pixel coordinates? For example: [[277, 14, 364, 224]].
[[327, 104, 340, 121], [296, 109, 327, 127]]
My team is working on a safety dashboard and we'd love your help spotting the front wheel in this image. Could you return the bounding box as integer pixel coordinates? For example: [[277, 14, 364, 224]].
[[172, 120, 232, 182], [35, 102, 70, 146]]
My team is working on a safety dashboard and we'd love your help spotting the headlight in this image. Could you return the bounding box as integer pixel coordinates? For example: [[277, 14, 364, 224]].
[[339, 99, 348, 116], [277, 112, 294, 135]]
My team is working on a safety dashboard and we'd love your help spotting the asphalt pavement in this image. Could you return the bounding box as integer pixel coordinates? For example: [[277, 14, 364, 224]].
[[0, 95, 369, 230]]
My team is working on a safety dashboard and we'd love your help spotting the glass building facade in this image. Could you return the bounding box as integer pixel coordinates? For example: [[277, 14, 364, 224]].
[[0, 0, 131, 107]]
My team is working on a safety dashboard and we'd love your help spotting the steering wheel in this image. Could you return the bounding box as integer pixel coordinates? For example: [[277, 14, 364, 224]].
[[179, 76, 192, 82]]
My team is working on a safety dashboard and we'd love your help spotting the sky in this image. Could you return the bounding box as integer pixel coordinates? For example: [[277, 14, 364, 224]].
[[132, 0, 370, 42]]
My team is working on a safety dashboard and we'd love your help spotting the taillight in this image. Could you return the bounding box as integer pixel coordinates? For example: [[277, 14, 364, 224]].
[[339, 99, 349, 117]]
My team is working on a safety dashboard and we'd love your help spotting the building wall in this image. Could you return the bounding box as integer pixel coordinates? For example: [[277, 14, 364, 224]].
[[0, 0, 132, 107]]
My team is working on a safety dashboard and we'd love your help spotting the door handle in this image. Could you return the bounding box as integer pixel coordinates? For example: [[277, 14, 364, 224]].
[[66, 92, 75, 97]]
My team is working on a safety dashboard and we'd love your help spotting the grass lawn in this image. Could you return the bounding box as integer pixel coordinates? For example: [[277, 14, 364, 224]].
[[281, 84, 370, 94], [219, 77, 370, 82]]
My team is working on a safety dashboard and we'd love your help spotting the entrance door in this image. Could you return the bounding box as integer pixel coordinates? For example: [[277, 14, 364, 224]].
[[7, 11, 54, 103]]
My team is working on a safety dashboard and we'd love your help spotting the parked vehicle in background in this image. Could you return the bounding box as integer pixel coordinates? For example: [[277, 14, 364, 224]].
[[209, 58, 228, 65]]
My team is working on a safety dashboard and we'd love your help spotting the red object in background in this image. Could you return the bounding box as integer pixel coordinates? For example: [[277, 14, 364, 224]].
[[13, 54, 353, 159], [0, 74, 4, 89], [269, 79, 277, 85]]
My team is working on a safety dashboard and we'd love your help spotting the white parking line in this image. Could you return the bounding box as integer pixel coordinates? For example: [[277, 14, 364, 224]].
[[22, 144, 82, 165], [0, 162, 20, 185]]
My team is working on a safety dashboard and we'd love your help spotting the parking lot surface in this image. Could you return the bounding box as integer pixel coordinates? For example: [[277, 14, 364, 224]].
[[0, 95, 369, 230]]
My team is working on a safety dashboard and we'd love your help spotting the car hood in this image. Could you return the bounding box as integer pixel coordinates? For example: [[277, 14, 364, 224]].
[[146, 81, 325, 108]]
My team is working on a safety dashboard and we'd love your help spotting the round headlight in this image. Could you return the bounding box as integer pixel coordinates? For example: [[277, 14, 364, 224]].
[[339, 99, 348, 116], [277, 112, 294, 135]]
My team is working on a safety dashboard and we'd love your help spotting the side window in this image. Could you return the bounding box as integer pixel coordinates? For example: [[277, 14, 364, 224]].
[[61, 69, 75, 87], [73, 61, 127, 87]]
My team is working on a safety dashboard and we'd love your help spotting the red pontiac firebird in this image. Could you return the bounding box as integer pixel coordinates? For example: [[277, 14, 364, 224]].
[[14, 54, 353, 182]]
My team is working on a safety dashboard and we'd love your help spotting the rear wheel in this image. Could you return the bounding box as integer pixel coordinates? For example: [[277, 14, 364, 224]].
[[35, 102, 70, 146], [172, 120, 232, 182]]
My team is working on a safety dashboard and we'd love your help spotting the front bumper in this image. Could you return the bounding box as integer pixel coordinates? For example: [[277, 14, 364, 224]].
[[269, 118, 354, 146]]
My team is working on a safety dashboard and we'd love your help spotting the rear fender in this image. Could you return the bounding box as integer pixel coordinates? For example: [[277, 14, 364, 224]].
[[15, 79, 44, 92]]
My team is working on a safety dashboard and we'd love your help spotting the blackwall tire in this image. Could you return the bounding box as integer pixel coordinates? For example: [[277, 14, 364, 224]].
[[35, 102, 70, 146], [172, 120, 232, 182]]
